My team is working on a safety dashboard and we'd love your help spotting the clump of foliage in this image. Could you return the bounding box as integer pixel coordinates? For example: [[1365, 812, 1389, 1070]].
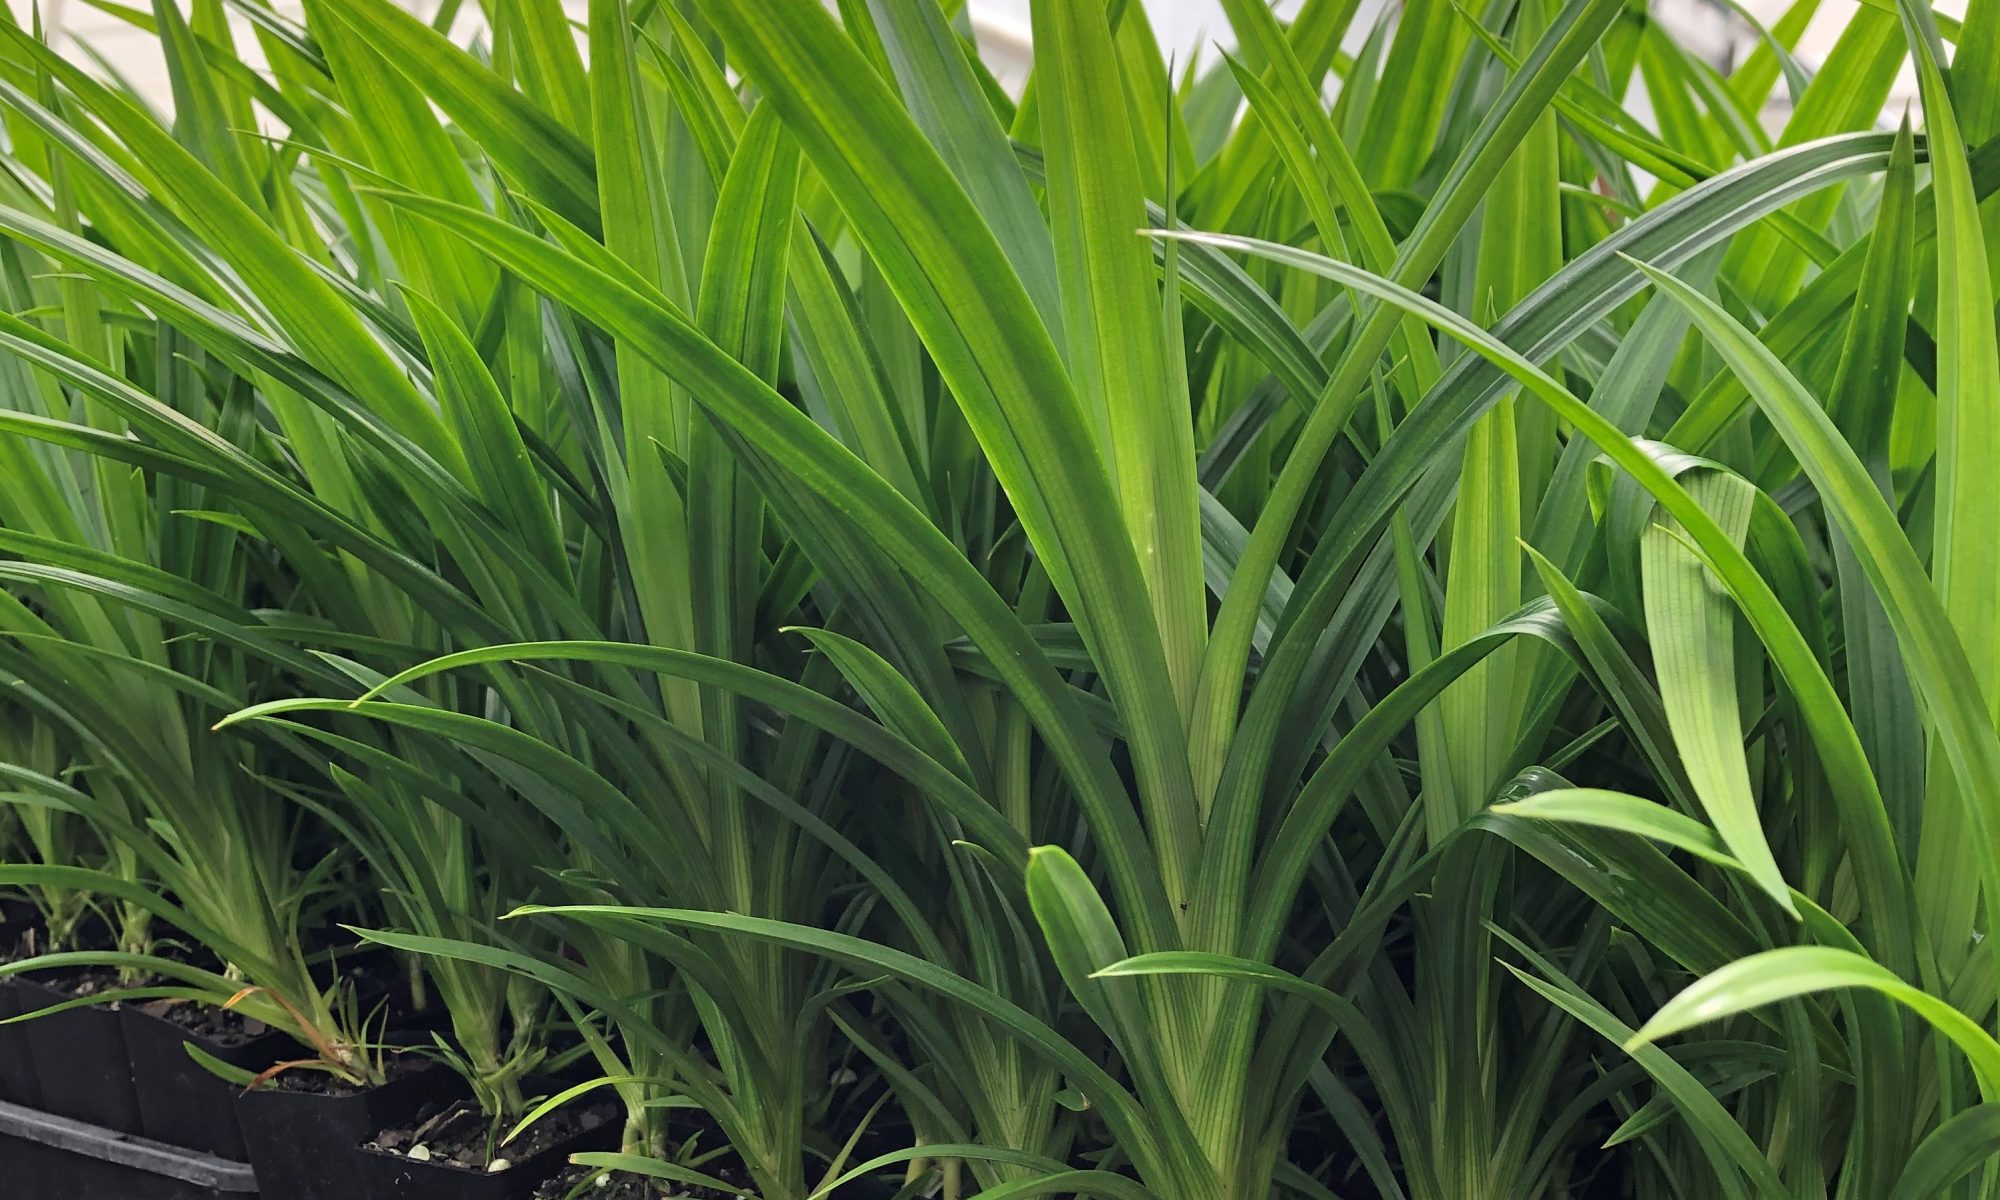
[[3, 0, 2000, 1196]]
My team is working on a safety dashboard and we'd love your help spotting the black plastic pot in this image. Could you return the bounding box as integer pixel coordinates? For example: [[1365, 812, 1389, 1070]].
[[354, 1105, 618, 1200], [0, 978, 41, 1108], [14, 976, 143, 1134], [0, 902, 41, 1107], [235, 1062, 454, 1200], [122, 1002, 297, 1159], [0, 1097, 258, 1199]]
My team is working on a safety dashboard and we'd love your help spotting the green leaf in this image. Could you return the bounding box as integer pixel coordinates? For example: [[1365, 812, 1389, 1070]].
[[1033, 0, 1204, 718], [315, 0, 598, 231], [1888, 1104, 2000, 1200], [402, 289, 565, 577], [1629, 256, 2000, 995], [1491, 788, 1732, 867], [1501, 945, 1784, 1200], [1640, 471, 1796, 914], [1630, 946, 2000, 1100], [1895, 0, 2000, 979]]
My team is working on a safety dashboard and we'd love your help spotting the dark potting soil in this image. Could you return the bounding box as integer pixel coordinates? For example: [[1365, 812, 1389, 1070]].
[[367, 1094, 617, 1173], [7, 915, 143, 998], [7, 918, 69, 964], [136, 996, 272, 1046], [532, 1163, 746, 1200], [258, 1050, 435, 1095], [529, 1116, 765, 1200], [320, 948, 450, 1031], [19, 962, 125, 1000]]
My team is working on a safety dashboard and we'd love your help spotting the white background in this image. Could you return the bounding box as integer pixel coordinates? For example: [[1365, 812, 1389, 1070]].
[[0, 1, 1966, 130]]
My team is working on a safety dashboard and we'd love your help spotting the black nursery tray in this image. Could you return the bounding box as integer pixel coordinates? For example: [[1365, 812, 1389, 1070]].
[[0, 1098, 259, 1200]]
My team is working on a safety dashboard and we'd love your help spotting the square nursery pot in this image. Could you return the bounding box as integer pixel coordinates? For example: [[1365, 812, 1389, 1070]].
[[14, 975, 143, 1134], [353, 1098, 619, 1200], [235, 1060, 455, 1200], [0, 977, 41, 1108], [0, 902, 42, 1107], [0, 1097, 259, 1200], [122, 1001, 297, 1160]]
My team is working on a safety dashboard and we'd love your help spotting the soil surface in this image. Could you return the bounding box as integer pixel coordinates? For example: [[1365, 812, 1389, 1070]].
[[6, 913, 84, 960], [136, 997, 274, 1045], [2, 915, 128, 1024], [16, 963, 125, 999], [257, 1050, 435, 1095], [367, 1093, 616, 1173], [534, 1163, 750, 1200], [527, 1142, 904, 1200]]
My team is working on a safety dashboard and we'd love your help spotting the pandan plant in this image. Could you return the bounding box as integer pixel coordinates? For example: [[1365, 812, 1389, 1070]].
[[2, 0, 2000, 1197]]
